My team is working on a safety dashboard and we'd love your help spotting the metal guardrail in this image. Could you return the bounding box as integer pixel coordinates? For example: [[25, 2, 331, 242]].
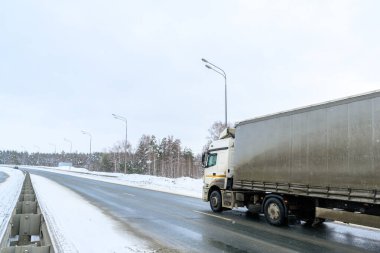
[[0, 173, 55, 253]]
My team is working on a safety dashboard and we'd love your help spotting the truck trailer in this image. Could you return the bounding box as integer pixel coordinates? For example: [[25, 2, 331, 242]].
[[202, 91, 380, 228]]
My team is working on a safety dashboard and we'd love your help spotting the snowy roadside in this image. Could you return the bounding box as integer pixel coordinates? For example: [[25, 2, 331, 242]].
[[30, 174, 154, 253], [1, 165, 203, 252], [23, 166, 203, 198], [0, 166, 25, 241]]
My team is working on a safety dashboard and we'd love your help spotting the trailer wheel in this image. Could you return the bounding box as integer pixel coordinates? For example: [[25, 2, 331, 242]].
[[209, 190, 223, 212], [264, 198, 285, 225]]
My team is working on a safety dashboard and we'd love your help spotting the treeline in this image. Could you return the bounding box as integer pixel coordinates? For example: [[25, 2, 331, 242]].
[[1, 122, 229, 179], [103, 134, 202, 178], [0, 150, 99, 169], [0, 135, 202, 178]]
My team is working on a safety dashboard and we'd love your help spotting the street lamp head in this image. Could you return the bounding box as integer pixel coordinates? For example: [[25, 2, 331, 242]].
[[201, 58, 208, 63], [81, 130, 92, 138], [205, 64, 212, 69], [64, 138, 72, 144], [112, 113, 127, 121], [112, 113, 121, 120]]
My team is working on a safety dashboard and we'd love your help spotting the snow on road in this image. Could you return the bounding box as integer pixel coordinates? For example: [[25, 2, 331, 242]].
[[0, 166, 24, 241], [25, 166, 203, 198], [30, 174, 154, 253]]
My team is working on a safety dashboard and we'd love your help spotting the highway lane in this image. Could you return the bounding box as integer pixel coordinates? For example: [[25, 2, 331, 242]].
[[25, 169, 380, 253]]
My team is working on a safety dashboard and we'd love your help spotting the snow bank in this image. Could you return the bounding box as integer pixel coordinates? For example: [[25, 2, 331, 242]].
[[30, 174, 153, 253], [24, 166, 203, 198], [54, 166, 89, 173], [0, 166, 24, 240], [104, 173, 203, 198]]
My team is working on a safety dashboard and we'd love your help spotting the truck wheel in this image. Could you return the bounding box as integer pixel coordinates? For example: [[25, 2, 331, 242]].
[[264, 198, 285, 225], [210, 190, 223, 212]]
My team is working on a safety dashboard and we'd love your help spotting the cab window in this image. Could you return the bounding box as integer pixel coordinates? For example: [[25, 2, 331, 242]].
[[207, 153, 217, 167]]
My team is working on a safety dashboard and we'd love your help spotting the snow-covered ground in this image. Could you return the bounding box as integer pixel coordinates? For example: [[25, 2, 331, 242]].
[[0, 166, 24, 241], [31, 174, 153, 253], [0, 165, 203, 252], [23, 165, 203, 198]]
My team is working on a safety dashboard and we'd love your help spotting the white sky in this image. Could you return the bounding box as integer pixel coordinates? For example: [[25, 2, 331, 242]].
[[1, 0, 379, 154]]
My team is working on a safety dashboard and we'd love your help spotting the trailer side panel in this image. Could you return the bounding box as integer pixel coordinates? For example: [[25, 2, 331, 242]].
[[233, 93, 380, 203]]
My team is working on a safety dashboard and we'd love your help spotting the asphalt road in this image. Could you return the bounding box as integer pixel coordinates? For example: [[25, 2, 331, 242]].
[[25, 169, 380, 253]]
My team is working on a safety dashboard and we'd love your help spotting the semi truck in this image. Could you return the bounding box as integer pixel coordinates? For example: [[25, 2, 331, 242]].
[[202, 91, 380, 228]]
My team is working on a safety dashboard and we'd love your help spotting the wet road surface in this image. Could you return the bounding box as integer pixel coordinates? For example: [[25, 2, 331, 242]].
[[25, 169, 380, 253]]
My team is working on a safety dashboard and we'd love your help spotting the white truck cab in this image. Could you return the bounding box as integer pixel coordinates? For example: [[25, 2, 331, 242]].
[[202, 128, 235, 211]]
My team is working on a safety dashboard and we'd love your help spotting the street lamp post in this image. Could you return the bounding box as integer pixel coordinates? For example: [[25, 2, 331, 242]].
[[112, 113, 128, 174], [64, 138, 72, 153], [48, 143, 57, 167], [81, 130, 92, 170], [49, 143, 57, 153], [202, 58, 228, 127], [21, 146, 26, 165], [34, 145, 40, 165], [63, 138, 73, 168]]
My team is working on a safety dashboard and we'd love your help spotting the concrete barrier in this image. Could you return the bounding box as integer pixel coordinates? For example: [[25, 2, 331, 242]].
[[0, 173, 54, 253]]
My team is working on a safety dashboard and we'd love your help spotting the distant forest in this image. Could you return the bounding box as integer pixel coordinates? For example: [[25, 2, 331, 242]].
[[0, 135, 201, 178], [0, 122, 227, 179]]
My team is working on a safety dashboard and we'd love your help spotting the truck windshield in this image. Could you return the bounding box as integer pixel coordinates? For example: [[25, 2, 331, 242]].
[[207, 153, 217, 167]]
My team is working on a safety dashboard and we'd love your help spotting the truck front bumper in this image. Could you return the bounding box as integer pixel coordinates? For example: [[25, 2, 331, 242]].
[[202, 186, 209, 202]]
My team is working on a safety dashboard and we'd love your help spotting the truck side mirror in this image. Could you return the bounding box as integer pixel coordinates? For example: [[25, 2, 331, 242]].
[[201, 152, 207, 168]]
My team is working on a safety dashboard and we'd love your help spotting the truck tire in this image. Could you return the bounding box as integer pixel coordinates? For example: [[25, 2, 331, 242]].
[[264, 197, 285, 225], [210, 190, 223, 212]]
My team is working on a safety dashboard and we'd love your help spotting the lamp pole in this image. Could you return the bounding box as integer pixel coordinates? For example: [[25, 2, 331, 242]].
[[112, 114, 128, 174], [34, 145, 40, 165], [49, 143, 56, 153], [63, 138, 73, 167], [81, 130, 92, 170], [64, 138, 72, 153], [202, 58, 228, 127], [21, 145, 26, 165], [48, 143, 57, 167]]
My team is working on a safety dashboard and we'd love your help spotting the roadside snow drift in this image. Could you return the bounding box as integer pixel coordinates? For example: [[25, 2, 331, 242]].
[[31, 175, 153, 253], [0, 167, 24, 241]]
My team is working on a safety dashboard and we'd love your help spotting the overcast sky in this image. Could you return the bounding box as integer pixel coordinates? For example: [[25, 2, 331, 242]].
[[1, 0, 379, 154]]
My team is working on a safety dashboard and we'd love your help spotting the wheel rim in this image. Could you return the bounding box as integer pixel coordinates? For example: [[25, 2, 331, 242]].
[[211, 195, 219, 208], [267, 202, 280, 221]]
